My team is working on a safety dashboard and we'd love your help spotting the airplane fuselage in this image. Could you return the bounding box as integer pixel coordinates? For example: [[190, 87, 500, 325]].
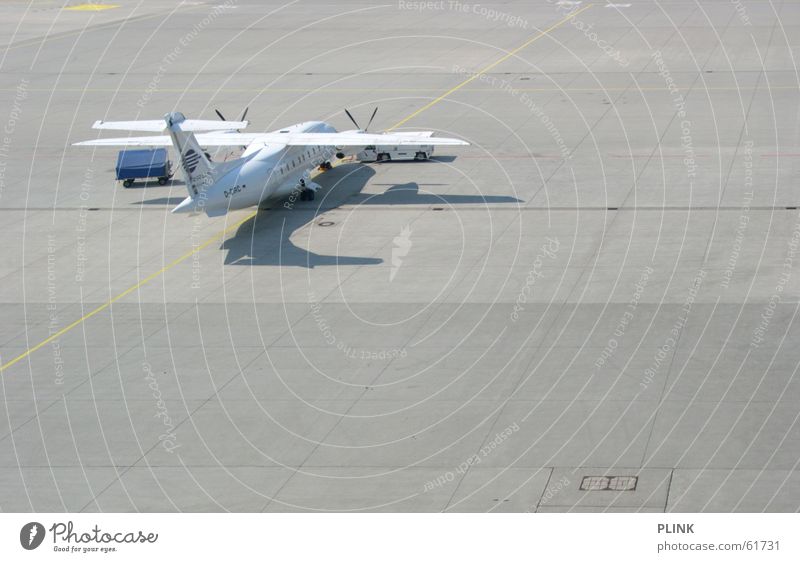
[[175, 120, 342, 216]]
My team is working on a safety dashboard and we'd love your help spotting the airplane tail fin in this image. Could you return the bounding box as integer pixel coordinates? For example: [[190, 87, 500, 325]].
[[164, 112, 222, 197]]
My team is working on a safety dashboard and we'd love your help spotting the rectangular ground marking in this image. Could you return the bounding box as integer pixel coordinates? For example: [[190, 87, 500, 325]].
[[580, 476, 638, 491], [65, 3, 120, 11], [605, 3, 632, 7]]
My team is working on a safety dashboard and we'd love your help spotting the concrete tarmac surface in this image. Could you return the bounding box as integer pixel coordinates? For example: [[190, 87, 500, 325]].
[[1, 0, 800, 512]]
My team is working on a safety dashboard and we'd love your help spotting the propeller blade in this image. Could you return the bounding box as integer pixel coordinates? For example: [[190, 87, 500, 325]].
[[239, 107, 249, 122], [365, 107, 378, 132], [344, 108, 360, 130], [215, 109, 227, 121]]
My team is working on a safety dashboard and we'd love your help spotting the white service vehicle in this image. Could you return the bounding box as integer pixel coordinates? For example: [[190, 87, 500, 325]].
[[356, 132, 435, 162]]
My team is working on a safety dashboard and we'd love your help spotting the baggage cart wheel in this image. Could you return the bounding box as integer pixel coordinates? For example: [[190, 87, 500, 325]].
[[415, 151, 428, 161], [123, 179, 134, 188], [158, 176, 168, 185]]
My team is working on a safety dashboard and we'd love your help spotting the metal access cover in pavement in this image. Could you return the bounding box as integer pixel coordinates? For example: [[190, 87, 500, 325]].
[[580, 476, 639, 492]]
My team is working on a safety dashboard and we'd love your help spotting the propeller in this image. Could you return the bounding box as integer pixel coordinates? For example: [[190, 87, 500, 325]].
[[344, 108, 360, 130], [214, 107, 249, 123], [213, 107, 250, 153], [344, 107, 378, 132], [365, 107, 378, 132]]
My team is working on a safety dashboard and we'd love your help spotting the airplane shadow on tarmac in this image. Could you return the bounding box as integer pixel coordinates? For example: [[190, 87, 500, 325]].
[[220, 162, 522, 268]]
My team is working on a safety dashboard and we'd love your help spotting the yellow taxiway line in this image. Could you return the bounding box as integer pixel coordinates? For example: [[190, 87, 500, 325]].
[[0, 3, 593, 374], [388, 2, 593, 130], [0, 212, 253, 373]]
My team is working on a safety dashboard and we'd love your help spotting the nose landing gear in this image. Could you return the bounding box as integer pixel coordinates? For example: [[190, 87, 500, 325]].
[[298, 177, 317, 201]]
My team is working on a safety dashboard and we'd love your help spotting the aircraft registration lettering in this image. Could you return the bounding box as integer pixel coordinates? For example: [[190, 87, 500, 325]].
[[224, 185, 246, 198]]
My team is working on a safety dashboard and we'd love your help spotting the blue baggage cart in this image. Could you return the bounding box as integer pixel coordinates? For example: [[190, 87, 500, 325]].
[[115, 148, 172, 187]]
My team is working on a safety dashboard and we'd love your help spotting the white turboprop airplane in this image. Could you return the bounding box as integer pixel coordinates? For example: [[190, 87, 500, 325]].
[[74, 111, 469, 217]]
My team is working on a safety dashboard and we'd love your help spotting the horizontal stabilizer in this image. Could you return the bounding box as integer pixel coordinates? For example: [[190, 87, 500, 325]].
[[91, 119, 248, 132]]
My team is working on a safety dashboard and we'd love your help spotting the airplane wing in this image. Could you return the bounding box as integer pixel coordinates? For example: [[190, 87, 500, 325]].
[[390, 131, 434, 138], [268, 132, 468, 146], [74, 131, 468, 147]]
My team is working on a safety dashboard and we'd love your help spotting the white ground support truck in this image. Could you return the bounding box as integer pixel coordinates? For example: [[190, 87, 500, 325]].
[[356, 131, 435, 162]]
